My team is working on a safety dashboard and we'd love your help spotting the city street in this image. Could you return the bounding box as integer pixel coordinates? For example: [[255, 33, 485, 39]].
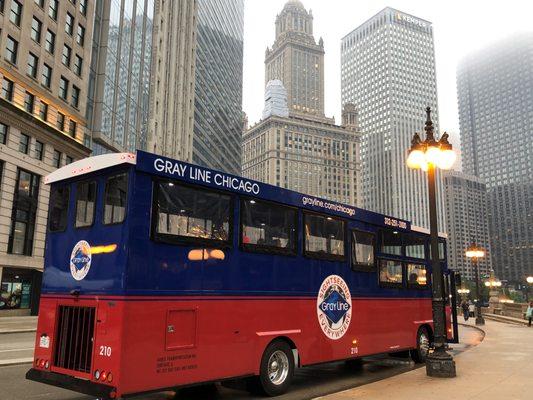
[[1, 325, 481, 400]]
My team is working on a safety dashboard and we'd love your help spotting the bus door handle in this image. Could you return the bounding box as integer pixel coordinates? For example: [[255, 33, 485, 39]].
[[167, 325, 175, 333]]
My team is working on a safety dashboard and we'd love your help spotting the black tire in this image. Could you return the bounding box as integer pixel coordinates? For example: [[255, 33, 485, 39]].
[[410, 326, 431, 363], [251, 340, 295, 397]]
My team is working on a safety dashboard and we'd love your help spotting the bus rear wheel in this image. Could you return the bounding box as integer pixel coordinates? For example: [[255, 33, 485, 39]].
[[251, 340, 295, 396], [411, 326, 431, 363]]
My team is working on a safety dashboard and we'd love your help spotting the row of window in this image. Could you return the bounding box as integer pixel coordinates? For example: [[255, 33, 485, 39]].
[[1, 77, 77, 137], [48, 173, 128, 232], [0, 122, 72, 166]]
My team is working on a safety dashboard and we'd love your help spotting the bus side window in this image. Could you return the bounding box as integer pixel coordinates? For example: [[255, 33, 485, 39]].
[[380, 229, 402, 255], [303, 213, 345, 260], [378, 259, 404, 288], [351, 230, 375, 271], [48, 185, 69, 232], [75, 181, 96, 228], [406, 263, 428, 288], [103, 173, 128, 225]]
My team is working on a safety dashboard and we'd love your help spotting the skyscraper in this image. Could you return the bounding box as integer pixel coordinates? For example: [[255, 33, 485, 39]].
[[457, 33, 533, 281], [341, 8, 445, 231], [265, 0, 324, 118], [0, 0, 93, 315], [243, 1, 361, 206], [87, 0, 155, 154], [193, 0, 244, 175], [147, 0, 197, 161], [443, 171, 492, 281]]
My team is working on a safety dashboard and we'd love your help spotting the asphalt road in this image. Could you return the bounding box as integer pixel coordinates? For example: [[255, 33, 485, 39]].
[[1, 325, 482, 400]]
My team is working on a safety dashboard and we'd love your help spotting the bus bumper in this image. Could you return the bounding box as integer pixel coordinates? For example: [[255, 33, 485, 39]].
[[26, 368, 116, 398]]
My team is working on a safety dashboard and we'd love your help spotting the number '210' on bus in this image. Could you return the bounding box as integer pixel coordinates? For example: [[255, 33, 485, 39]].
[[26, 151, 456, 399]]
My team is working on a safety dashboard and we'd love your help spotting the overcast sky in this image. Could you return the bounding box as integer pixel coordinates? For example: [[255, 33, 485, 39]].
[[242, 0, 533, 149]]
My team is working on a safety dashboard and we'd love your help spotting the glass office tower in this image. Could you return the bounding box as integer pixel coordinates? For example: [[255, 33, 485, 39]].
[[193, 0, 244, 175]]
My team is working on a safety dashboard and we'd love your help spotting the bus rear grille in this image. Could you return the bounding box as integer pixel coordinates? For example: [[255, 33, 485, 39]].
[[53, 305, 96, 373]]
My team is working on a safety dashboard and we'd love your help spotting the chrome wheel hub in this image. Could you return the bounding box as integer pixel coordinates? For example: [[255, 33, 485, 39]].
[[268, 350, 289, 385], [419, 333, 430, 354]]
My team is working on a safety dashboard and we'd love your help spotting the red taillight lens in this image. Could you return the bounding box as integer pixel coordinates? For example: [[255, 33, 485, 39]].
[[39, 359, 46, 368], [101, 371, 107, 381], [107, 372, 113, 383]]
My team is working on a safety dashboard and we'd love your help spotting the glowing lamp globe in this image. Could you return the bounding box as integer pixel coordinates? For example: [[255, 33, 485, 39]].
[[424, 145, 441, 165], [527, 276, 533, 284], [406, 149, 426, 169], [436, 148, 457, 170]]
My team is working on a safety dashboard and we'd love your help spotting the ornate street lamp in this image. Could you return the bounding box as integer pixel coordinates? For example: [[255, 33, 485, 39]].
[[457, 287, 470, 301], [466, 243, 486, 325], [406, 107, 456, 378], [526, 276, 533, 302]]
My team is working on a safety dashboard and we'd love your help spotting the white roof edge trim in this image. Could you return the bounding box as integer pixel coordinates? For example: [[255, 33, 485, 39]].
[[411, 225, 448, 239], [44, 153, 137, 184]]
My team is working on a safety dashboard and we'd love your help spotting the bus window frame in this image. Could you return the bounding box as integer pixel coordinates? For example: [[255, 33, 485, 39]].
[[377, 258, 405, 289], [302, 211, 346, 262], [150, 178, 234, 249], [102, 171, 129, 226], [74, 179, 97, 229], [47, 184, 70, 233], [350, 228, 376, 272], [406, 262, 430, 290], [239, 197, 298, 257]]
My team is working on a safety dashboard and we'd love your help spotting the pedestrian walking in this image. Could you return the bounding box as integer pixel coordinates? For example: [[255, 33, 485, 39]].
[[461, 300, 469, 321], [526, 302, 533, 327], [468, 301, 475, 318]]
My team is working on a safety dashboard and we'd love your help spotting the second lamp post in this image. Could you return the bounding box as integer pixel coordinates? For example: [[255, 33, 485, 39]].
[[466, 243, 486, 325]]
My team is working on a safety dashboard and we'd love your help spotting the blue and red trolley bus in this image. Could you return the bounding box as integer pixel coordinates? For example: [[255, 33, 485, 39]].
[[27, 150, 456, 398]]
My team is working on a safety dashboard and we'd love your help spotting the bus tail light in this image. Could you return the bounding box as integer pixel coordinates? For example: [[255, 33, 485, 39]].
[[35, 359, 40, 367], [101, 371, 107, 382], [39, 359, 46, 368], [107, 372, 113, 383], [45, 360, 50, 369], [94, 370, 100, 380]]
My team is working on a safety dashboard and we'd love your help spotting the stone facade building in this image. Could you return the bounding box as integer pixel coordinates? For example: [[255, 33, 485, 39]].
[[0, 0, 93, 315], [443, 171, 492, 281]]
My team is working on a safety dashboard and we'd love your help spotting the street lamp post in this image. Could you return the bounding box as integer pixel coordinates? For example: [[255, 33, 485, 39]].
[[406, 107, 456, 378], [466, 243, 486, 325], [526, 276, 533, 303]]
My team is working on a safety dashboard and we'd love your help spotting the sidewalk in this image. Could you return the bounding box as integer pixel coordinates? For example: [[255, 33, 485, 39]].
[[0, 316, 37, 334], [318, 319, 532, 400]]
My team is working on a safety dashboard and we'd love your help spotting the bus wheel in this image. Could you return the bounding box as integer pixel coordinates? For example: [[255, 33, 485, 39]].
[[411, 327, 430, 363], [254, 340, 295, 396]]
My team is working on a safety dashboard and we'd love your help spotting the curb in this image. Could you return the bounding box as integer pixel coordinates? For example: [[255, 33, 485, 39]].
[[0, 329, 37, 335], [458, 322, 486, 341], [482, 314, 529, 326], [0, 358, 34, 367]]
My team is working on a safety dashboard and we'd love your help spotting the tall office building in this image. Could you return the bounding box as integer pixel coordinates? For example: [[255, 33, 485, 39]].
[[443, 171, 492, 281], [243, 1, 361, 206], [457, 33, 533, 281], [87, 0, 155, 154], [341, 8, 445, 231], [0, 0, 93, 315], [147, 0, 197, 161], [193, 0, 244, 175], [265, 0, 324, 118]]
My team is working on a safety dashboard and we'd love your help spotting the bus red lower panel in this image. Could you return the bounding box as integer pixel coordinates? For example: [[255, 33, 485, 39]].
[[35, 295, 432, 397]]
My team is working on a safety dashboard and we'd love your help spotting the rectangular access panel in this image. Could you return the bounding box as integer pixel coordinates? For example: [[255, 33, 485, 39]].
[[165, 309, 198, 351]]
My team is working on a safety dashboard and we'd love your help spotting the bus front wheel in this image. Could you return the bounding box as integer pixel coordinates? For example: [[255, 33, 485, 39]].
[[410, 326, 431, 363], [251, 340, 295, 396]]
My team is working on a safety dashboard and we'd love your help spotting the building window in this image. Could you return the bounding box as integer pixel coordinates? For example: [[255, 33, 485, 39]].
[[53, 149, 61, 168], [48, 0, 58, 21], [79, 0, 87, 15], [9, 0, 22, 27], [65, 12, 74, 35], [34, 0, 44, 8], [41, 64, 52, 88], [73, 54, 83, 76], [27, 53, 39, 78], [5, 36, 18, 64], [68, 119, 76, 137], [1, 77, 14, 101], [34, 140, 44, 160], [62, 45, 71, 67], [59, 76, 69, 100], [45, 30, 55, 54], [0, 268, 36, 310], [38, 100, 48, 121], [76, 24, 85, 46], [56, 112, 65, 131], [19, 133, 30, 154], [0, 122, 8, 144], [66, 155, 73, 165], [31, 17, 42, 43], [0, 0, 4, 13], [24, 92, 35, 114], [71, 86, 80, 108]]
